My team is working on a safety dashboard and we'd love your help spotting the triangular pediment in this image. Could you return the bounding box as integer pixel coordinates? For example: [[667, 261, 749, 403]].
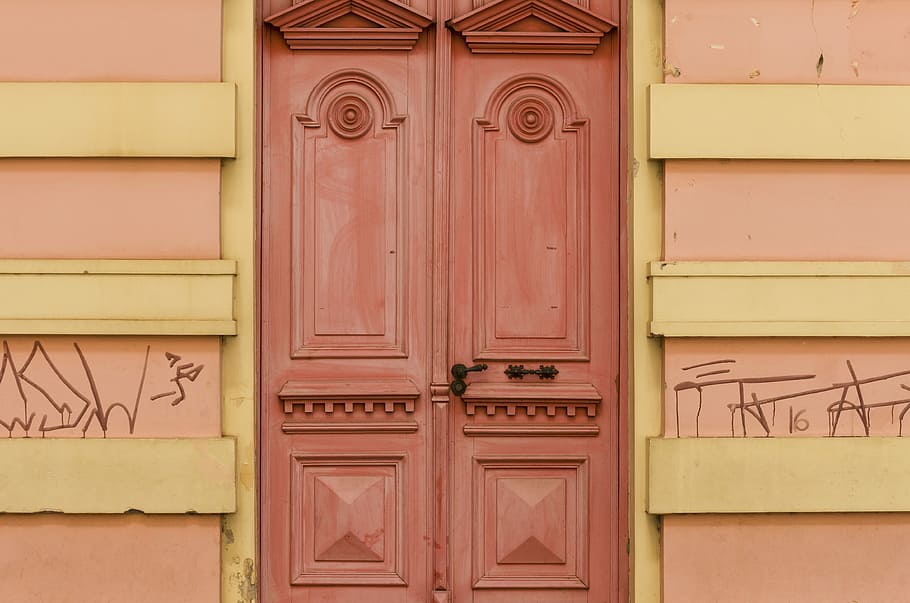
[[266, 0, 432, 51], [449, 0, 616, 54]]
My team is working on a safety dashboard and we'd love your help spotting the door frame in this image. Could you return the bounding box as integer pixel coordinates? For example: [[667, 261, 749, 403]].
[[253, 0, 631, 598]]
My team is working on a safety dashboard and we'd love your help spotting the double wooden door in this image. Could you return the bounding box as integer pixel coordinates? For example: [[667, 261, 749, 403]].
[[260, 0, 621, 599]]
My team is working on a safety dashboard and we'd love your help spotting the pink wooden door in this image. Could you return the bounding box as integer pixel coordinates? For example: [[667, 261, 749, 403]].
[[260, 0, 622, 598]]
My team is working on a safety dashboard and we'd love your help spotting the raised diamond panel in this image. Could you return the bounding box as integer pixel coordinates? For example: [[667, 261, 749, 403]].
[[496, 477, 566, 564], [473, 455, 589, 589], [291, 453, 406, 585]]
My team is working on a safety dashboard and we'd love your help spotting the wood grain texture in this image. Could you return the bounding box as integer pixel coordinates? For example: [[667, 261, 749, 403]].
[[260, 1, 433, 597]]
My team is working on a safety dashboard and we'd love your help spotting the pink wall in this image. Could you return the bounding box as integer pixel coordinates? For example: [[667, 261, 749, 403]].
[[665, 160, 910, 261], [0, 515, 220, 603], [0, 0, 221, 82], [0, 159, 220, 259], [664, 0, 910, 84], [663, 514, 910, 602]]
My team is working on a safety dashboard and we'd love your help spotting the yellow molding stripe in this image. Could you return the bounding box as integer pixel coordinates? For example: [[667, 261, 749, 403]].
[[221, 0, 257, 597], [0, 259, 237, 275], [0, 437, 236, 513], [651, 261, 910, 277], [650, 84, 910, 160], [631, 0, 664, 599], [0, 260, 235, 336], [0, 83, 236, 157], [0, 319, 236, 336], [650, 261, 910, 337], [649, 437, 910, 514]]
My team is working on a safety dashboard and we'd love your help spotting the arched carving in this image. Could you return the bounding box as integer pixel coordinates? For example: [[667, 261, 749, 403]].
[[479, 73, 584, 133], [300, 69, 405, 131], [473, 74, 590, 361], [291, 70, 409, 359]]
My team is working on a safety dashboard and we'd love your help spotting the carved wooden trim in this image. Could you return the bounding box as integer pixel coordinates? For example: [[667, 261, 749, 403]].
[[463, 424, 599, 436], [266, 0, 432, 51], [473, 74, 591, 361], [449, 0, 615, 54], [430, 0, 456, 591], [278, 379, 420, 414], [462, 383, 601, 417], [283, 421, 419, 434], [291, 70, 409, 358]]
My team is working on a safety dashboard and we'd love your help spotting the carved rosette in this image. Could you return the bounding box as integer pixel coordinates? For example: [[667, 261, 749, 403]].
[[507, 96, 554, 143], [328, 94, 373, 139]]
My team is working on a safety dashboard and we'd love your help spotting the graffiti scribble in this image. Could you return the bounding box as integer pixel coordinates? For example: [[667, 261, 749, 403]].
[[0, 341, 203, 438], [150, 353, 205, 407], [674, 359, 910, 437]]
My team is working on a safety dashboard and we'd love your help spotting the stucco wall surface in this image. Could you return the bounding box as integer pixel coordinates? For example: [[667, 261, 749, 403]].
[[0, 1, 238, 600], [654, 1, 910, 600]]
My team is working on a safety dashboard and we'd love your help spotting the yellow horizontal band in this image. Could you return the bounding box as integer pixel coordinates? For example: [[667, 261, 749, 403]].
[[0, 83, 236, 157], [651, 261, 910, 277], [650, 261, 910, 337], [649, 437, 910, 514], [650, 84, 910, 160], [0, 260, 235, 336], [0, 259, 237, 275], [0, 438, 236, 513], [0, 319, 236, 336]]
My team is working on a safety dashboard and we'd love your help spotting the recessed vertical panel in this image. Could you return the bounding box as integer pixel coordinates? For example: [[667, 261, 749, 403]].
[[293, 71, 408, 358], [474, 76, 589, 360], [493, 139, 568, 339], [313, 136, 388, 336]]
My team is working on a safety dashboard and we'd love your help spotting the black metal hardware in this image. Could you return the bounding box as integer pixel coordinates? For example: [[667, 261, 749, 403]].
[[504, 364, 559, 380], [450, 363, 488, 396]]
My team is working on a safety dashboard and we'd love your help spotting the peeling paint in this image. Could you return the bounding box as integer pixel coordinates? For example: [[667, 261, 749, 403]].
[[632, 158, 640, 178], [239, 463, 253, 490], [849, 0, 861, 19], [221, 516, 235, 545], [851, 60, 860, 77], [709, 44, 725, 50], [238, 557, 256, 603], [664, 63, 682, 78], [750, 17, 760, 27]]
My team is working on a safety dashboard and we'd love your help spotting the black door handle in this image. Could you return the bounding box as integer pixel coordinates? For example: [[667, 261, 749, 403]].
[[450, 363, 487, 396]]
